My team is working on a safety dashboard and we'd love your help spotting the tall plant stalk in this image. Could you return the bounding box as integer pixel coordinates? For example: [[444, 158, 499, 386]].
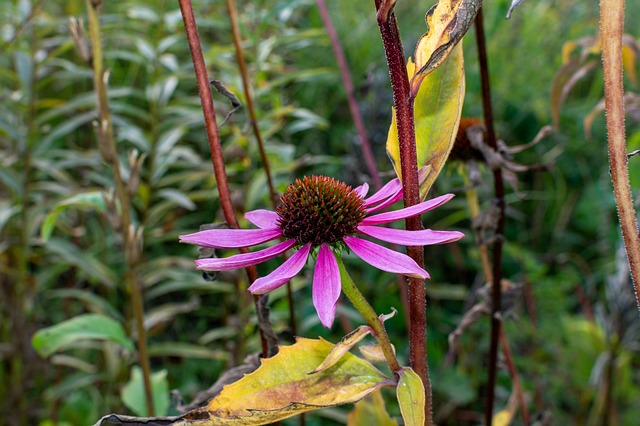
[[473, 7, 505, 424], [373, 0, 432, 422], [225, 0, 298, 336], [463, 170, 529, 425], [315, 0, 382, 190], [178, 0, 275, 357], [600, 0, 640, 312], [85, 0, 154, 415]]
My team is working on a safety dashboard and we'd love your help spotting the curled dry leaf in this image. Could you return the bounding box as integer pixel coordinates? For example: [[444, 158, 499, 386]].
[[309, 327, 372, 374], [411, 0, 480, 94], [506, 0, 526, 19], [446, 280, 522, 363], [551, 33, 639, 128], [359, 344, 392, 363]]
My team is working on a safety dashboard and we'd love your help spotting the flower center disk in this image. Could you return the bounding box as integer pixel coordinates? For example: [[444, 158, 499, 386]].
[[276, 176, 367, 246]]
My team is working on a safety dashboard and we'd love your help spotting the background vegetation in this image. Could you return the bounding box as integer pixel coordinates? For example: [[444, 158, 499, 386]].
[[1, 0, 640, 424]]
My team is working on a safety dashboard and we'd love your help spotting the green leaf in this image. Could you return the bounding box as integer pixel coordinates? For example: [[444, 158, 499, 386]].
[[386, 44, 465, 199], [45, 238, 117, 288], [41, 191, 107, 241], [147, 342, 229, 360], [121, 367, 170, 417], [347, 390, 397, 426], [396, 368, 425, 426], [32, 314, 134, 358], [47, 289, 122, 321]]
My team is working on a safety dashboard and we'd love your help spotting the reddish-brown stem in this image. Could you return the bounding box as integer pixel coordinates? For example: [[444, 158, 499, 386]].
[[601, 0, 640, 312], [499, 328, 530, 425], [225, 0, 297, 337], [316, 0, 382, 190], [374, 0, 432, 422], [225, 0, 278, 207], [178, 0, 271, 357], [474, 7, 505, 425]]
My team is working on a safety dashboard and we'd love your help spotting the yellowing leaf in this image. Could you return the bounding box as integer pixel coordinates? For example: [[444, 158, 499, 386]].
[[310, 326, 372, 374], [175, 338, 391, 425], [411, 0, 479, 93], [396, 368, 425, 426], [491, 409, 513, 426], [347, 390, 397, 426], [386, 44, 465, 198]]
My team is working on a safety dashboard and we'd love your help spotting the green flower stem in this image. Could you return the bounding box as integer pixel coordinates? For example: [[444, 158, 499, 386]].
[[337, 257, 401, 374]]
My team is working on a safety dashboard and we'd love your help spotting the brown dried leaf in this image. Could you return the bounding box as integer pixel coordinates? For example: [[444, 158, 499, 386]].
[[411, 0, 480, 94]]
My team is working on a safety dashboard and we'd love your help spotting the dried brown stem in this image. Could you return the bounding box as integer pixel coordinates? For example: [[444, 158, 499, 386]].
[[601, 0, 640, 313], [474, 7, 505, 425], [225, 0, 297, 337], [316, 0, 382, 190]]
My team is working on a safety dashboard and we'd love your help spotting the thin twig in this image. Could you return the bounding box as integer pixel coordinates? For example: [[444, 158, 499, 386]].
[[373, 0, 433, 423], [85, 0, 154, 415], [224, 0, 297, 337], [178, 0, 274, 358], [474, 7, 505, 425], [464, 168, 529, 424], [601, 0, 640, 312], [316, 0, 382, 190], [225, 0, 278, 207]]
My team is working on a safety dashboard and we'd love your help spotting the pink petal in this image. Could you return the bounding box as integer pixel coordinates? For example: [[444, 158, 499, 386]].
[[358, 225, 464, 246], [360, 193, 454, 225], [363, 178, 402, 207], [365, 188, 403, 213], [248, 243, 312, 294], [195, 239, 296, 271], [354, 182, 369, 198], [344, 236, 429, 279], [313, 244, 341, 328], [179, 228, 281, 248], [245, 209, 280, 229]]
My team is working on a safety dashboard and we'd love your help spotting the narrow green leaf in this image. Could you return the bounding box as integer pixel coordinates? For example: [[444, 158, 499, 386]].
[[32, 314, 134, 358], [45, 238, 117, 288], [47, 289, 122, 321], [396, 368, 425, 426], [41, 191, 107, 241]]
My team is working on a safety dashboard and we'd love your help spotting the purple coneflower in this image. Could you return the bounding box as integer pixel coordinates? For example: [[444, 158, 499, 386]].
[[180, 176, 463, 328]]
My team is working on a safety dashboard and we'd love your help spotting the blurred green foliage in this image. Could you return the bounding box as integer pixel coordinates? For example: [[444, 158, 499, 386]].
[[1, 0, 640, 425]]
